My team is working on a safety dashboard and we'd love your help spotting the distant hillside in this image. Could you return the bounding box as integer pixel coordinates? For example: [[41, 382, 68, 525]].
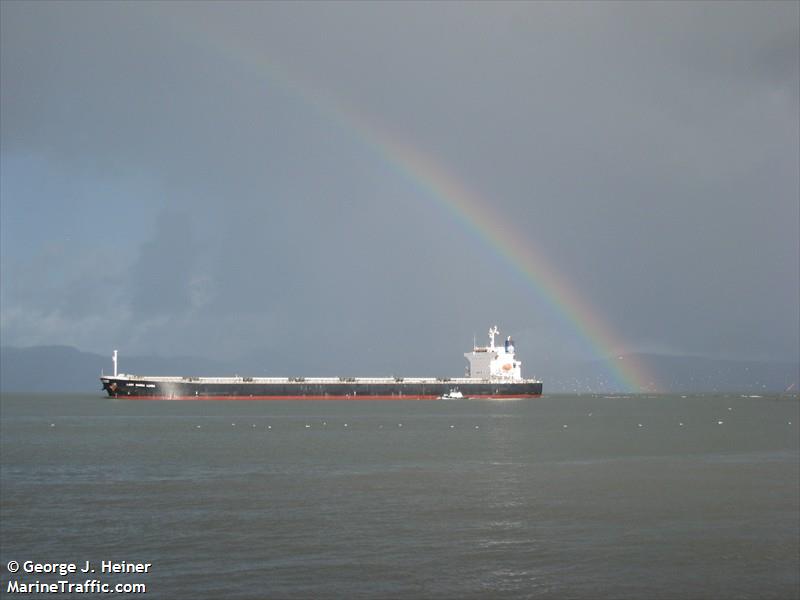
[[0, 346, 234, 393], [1, 345, 797, 394], [635, 353, 798, 394], [541, 354, 799, 394]]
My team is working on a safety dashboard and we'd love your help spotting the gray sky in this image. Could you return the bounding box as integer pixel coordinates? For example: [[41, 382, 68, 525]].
[[1, 1, 798, 381]]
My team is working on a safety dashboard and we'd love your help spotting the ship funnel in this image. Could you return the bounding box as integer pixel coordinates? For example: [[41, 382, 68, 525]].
[[112, 350, 118, 377]]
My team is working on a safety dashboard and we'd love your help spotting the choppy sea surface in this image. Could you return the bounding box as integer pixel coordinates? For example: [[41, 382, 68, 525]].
[[1, 393, 798, 599]]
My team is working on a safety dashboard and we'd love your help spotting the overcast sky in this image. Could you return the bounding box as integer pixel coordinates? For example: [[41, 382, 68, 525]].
[[1, 1, 798, 379]]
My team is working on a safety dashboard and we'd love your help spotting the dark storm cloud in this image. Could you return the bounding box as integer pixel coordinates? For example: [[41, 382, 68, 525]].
[[1, 1, 797, 373], [128, 210, 201, 318]]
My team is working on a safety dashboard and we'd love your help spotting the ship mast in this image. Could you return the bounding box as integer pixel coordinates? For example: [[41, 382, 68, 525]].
[[488, 325, 499, 349]]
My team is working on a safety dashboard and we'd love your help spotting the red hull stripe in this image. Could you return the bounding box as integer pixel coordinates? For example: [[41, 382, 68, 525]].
[[110, 394, 543, 401]]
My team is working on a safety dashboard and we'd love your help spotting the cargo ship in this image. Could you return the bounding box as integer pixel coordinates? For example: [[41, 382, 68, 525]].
[[100, 326, 543, 400]]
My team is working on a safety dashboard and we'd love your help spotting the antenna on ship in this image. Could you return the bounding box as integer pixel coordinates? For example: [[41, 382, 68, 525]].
[[112, 350, 118, 377], [488, 326, 499, 349]]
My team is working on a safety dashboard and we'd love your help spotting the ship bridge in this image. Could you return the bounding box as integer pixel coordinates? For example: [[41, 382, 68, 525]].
[[464, 326, 523, 381]]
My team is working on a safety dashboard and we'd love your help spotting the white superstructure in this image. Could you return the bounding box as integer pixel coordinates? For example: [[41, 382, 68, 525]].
[[464, 326, 523, 381]]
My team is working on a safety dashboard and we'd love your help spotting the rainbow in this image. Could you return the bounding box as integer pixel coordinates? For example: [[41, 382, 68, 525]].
[[168, 14, 656, 392], [360, 132, 656, 392]]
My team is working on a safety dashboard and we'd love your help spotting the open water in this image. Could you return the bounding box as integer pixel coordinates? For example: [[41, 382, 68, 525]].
[[1, 393, 798, 599]]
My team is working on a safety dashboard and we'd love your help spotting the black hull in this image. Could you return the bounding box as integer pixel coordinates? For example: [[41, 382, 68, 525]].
[[100, 378, 543, 400]]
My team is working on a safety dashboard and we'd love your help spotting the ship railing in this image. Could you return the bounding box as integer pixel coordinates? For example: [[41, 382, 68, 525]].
[[102, 375, 542, 384]]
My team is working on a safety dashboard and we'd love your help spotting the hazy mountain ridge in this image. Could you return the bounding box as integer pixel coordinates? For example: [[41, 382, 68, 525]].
[[542, 354, 798, 394], [0, 346, 235, 393], [1, 345, 797, 394]]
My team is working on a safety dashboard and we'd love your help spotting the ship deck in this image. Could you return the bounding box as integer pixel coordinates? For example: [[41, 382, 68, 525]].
[[108, 375, 542, 385]]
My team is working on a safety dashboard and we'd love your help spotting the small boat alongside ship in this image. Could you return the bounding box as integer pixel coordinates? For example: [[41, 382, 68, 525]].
[[100, 326, 543, 400]]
